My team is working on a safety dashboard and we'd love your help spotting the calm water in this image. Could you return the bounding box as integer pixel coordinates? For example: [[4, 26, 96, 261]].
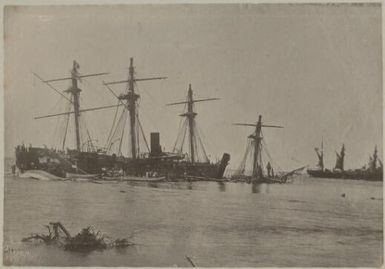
[[3, 174, 383, 267]]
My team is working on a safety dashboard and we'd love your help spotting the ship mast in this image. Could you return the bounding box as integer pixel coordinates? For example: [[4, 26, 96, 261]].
[[370, 145, 378, 170], [251, 115, 262, 177], [166, 84, 219, 164], [33, 61, 112, 151], [335, 144, 345, 171], [234, 115, 283, 178], [126, 58, 138, 159], [314, 139, 324, 170], [104, 57, 167, 159], [187, 85, 196, 163], [373, 146, 378, 169], [66, 62, 82, 150]]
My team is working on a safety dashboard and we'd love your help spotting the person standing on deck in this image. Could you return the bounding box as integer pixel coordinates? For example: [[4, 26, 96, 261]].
[[266, 162, 272, 178]]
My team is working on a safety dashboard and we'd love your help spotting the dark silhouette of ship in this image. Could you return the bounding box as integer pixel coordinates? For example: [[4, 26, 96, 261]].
[[231, 115, 305, 184], [307, 142, 383, 181], [14, 59, 230, 180]]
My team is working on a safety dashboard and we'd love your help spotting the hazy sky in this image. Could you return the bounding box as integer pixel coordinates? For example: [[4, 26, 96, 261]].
[[4, 4, 382, 171]]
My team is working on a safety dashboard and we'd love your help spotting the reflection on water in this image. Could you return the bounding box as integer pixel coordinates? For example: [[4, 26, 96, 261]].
[[217, 182, 226, 192], [127, 180, 275, 194], [3, 175, 383, 267], [251, 182, 269, 193]]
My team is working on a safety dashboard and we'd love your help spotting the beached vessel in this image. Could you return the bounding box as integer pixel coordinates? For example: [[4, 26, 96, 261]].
[[307, 143, 383, 181], [231, 115, 305, 184], [15, 59, 230, 180]]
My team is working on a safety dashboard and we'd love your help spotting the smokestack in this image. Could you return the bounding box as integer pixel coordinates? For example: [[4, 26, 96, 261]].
[[150, 132, 162, 156], [216, 153, 230, 178]]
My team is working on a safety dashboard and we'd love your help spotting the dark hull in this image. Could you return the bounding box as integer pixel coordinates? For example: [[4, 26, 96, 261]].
[[307, 169, 383, 181], [15, 146, 229, 179], [231, 175, 286, 184]]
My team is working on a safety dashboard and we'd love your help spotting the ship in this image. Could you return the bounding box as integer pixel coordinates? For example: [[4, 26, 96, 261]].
[[231, 115, 305, 184], [15, 58, 230, 180], [307, 142, 383, 181], [164, 84, 230, 179]]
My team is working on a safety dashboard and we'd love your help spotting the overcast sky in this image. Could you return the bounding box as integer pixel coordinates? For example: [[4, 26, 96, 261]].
[[4, 3, 382, 171]]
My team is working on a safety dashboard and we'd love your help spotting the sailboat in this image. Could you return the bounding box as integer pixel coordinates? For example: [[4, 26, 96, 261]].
[[231, 115, 305, 184]]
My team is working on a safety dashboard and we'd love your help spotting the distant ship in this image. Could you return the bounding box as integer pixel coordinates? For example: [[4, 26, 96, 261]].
[[231, 115, 305, 184], [14, 58, 229, 180], [307, 142, 383, 181]]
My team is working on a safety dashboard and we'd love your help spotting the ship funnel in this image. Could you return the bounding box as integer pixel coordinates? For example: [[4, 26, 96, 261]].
[[150, 132, 162, 156], [216, 153, 230, 178]]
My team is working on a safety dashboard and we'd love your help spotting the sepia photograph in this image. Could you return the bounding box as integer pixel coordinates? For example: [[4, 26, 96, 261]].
[[3, 2, 383, 267]]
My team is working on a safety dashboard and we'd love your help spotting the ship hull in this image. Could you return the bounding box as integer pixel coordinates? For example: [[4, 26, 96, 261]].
[[15, 146, 229, 180], [307, 169, 383, 181], [231, 175, 286, 184]]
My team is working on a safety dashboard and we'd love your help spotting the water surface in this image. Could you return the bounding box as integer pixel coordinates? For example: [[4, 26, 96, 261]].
[[3, 175, 383, 267]]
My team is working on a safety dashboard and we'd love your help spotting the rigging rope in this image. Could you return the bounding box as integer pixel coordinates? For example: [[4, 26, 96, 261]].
[[52, 97, 72, 150], [195, 121, 209, 163], [106, 109, 126, 154], [137, 115, 150, 153], [105, 100, 122, 150], [261, 130, 283, 172], [61, 100, 72, 150], [234, 139, 253, 176], [118, 110, 127, 156], [136, 116, 140, 156], [173, 119, 188, 153]]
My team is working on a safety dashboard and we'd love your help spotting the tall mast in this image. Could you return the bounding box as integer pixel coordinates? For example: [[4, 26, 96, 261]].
[[335, 144, 345, 170], [128, 58, 138, 159], [65, 61, 82, 151], [370, 145, 378, 170], [321, 139, 324, 170], [252, 115, 263, 177], [187, 85, 196, 163], [233, 114, 283, 178], [373, 145, 378, 169], [33, 61, 110, 152], [315, 139, 324, 170], [166, 84, 219, 164], [104, 57, 167, 159], [117, 57, 139, 159], [341, 144, 345, 170]]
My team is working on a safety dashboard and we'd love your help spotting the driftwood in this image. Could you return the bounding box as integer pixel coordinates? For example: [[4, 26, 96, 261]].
[[185, 256, 196, 267], [22, 222, 134, 252]]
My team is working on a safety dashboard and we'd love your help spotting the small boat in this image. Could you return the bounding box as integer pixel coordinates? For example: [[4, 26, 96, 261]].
[[70, 177, 94, 183], [184, 175, 229, 182], [120, 175, 166, 182], [66, 172, 99, 179], [19, 170, 66, 181], [91, 180, 119, 184]]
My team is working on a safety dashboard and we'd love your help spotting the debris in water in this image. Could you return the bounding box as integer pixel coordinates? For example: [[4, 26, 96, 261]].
[[64, 226, 107, 251], [22, 222, 134, 252], [185, 255, 196, 267]]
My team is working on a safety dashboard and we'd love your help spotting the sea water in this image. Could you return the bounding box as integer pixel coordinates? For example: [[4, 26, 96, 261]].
[[3, 173, 383, 267]]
